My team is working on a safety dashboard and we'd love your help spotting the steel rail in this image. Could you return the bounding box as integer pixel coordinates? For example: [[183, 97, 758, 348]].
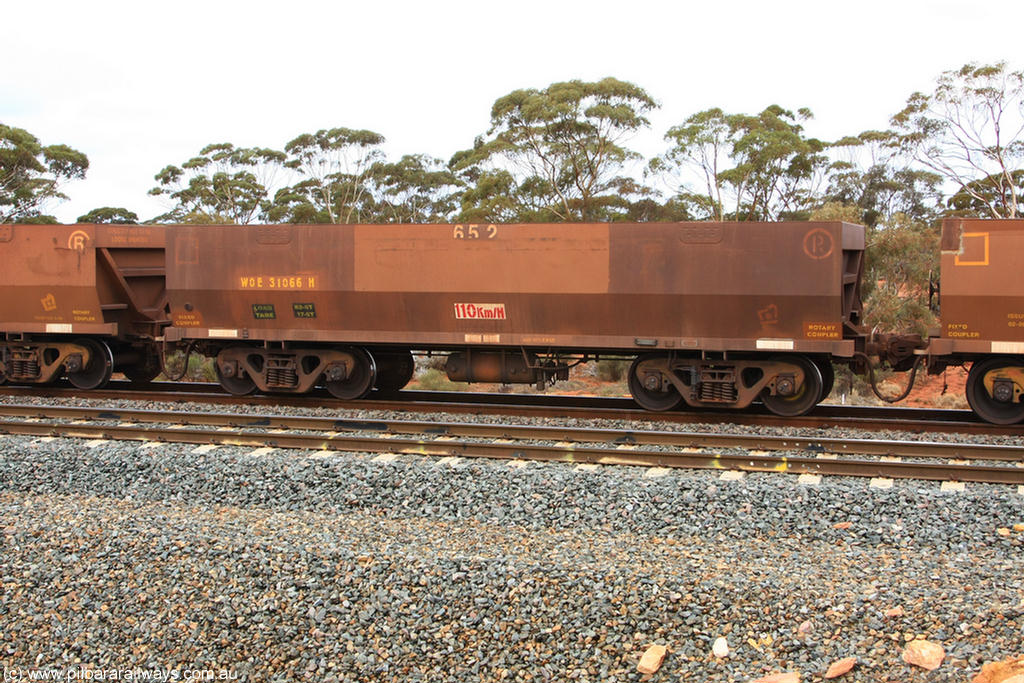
[[0, 403, 1020, 462], [0, 382, 1007, 434], [1, 418, 1022, 485]]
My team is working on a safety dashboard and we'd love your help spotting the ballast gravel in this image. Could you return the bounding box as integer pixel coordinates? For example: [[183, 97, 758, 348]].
[[0, 397, 1022, 682]]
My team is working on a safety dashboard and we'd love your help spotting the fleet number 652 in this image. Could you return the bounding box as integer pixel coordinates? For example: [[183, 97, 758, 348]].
[[453, 224, 498, 239]]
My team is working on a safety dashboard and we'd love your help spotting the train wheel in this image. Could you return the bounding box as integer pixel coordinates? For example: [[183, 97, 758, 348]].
[[122, 349, 162, 384], [215, 359, 257, 396], [966, 357, 1024, 424], [67, 339, 114, 390], [628, 356, 682, 411], [326, 348, 377, 400], [815, 359, 835, 401], [374, 351, 415, 395], [761, 355, 823, 417]]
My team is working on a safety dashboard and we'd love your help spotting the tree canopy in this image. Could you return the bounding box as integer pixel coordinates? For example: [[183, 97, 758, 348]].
[[149, 143, 285, 224], [76, 207, 139, 224], [267, 128, 386, 224], [451, 78, 658, 222], [20, 63, 1020, 233], [1, 123, 88, 223], [652, 105, 827, 222], [890, 61, 1024, 218]]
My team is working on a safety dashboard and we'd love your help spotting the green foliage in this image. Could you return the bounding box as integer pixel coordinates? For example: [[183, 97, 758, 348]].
[[452, 77, 658, 222], [653, 105, 827, 221], [77, 207, 139, 224], [946, 169, 1024, 216], [269, 128, 385, 224], [890, 61, 1024, 218], [809, 201, 863, 223], [861, 214, 940, 337], [149, 143, 285, 224], [13, 214, 58, 224], [1, 123, 88, 223], [157, 351, 215, 382], [811, 204, 940, 338], [366, 154, 460, 223], [825, 164, 942, 227]]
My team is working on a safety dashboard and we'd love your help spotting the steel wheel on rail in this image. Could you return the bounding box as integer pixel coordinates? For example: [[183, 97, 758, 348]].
[[373, 351, 415, 395], [215, 354, 257, 396], [761, 355, 823, 417], [66, 338, 114, 390], [966, 357, 1024, 425], [326, 347, 377, 400], [628, 355, 683, 411], [122, 347, 163, 384], [815, 358, 835, 402]]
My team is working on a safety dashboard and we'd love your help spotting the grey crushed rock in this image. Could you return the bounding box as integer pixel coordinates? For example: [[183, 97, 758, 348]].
[[0, 396, 1022, 682]]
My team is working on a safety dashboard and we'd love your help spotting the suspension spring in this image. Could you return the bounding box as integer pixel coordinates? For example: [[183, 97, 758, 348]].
[[265, 356, 298, 388], [10, 358, 40, 379], [699, 381, 737, 403]]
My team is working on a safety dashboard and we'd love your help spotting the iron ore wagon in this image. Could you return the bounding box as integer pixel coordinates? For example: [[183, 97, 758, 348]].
[[160, 221, 865, 416]]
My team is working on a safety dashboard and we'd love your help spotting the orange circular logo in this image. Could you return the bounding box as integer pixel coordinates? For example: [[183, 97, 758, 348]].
[[67, 229, 90, 251], [803, 229, 834, 259]]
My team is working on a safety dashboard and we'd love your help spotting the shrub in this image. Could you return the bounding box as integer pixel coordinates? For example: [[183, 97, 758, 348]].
[[595, 359, 630, 382]]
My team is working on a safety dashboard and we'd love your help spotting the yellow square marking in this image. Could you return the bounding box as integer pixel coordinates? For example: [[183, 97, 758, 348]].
[[954, 232, 989, 266]]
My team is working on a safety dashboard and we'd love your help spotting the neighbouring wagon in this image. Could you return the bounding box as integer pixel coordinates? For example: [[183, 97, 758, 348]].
[[0, 223, 167, 388], [927, 218, 1024, 423]]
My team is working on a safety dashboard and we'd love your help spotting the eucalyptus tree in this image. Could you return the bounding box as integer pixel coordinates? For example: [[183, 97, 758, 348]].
[[890, 61, 1024, 218], [652, 105, 828, 221], [366, 154, 460, 223], [451, 77, 658, 222], [76, 207, 139, 224], [825, 131, 942, 227], [1, 122, 88, 223], [268, 127, 386, 224], [149, 143, 286, 224]]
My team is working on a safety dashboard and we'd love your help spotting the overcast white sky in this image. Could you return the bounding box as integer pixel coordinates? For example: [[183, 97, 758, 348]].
[[3, 0, 1021, 222]]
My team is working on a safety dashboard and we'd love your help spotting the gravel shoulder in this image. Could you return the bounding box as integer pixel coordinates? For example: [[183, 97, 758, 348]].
[[1, 412, 1023, 682]]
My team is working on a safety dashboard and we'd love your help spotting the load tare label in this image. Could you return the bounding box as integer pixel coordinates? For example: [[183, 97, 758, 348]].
[[252, 303, 276, 320]]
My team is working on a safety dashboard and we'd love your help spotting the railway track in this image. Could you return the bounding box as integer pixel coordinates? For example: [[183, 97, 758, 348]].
[[0, 380, 1011, 434], [2, 402, 1022, 485]]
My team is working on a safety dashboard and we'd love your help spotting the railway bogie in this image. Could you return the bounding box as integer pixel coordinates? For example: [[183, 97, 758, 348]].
[[626, 353, 828, 415], [0, 337, 159, 389]]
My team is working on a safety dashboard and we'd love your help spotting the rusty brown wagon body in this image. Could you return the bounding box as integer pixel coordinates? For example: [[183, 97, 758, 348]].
[[926, 218, 1024, 423], [0, 224, 167, 388], [5, 218, 1020, 424], [162, 221, 866, 414]]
